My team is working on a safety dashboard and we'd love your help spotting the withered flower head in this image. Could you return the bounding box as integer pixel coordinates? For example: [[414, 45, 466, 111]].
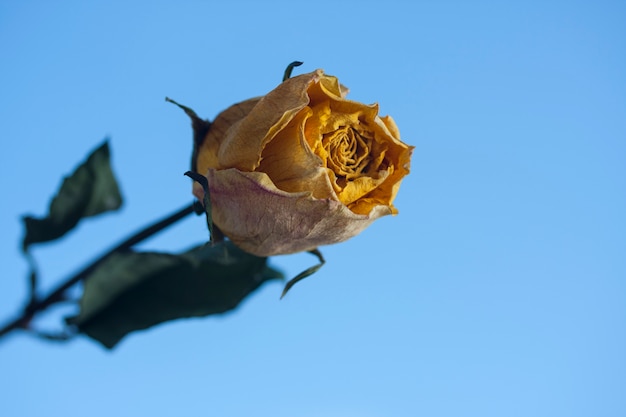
[[193, 69, 413, 257]]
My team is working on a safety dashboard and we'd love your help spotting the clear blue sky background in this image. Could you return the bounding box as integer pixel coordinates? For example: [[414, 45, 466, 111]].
[[1, 1, 625, 416]]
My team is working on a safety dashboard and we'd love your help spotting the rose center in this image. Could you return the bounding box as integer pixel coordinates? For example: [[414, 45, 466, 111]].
[[322, 126, 371, 181]]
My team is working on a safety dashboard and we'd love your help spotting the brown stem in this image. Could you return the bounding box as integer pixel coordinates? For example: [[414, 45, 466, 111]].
[[0, 202, 197, 340]]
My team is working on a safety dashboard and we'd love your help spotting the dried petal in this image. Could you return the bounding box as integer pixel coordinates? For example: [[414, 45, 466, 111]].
[[204, 168, 391, 257]]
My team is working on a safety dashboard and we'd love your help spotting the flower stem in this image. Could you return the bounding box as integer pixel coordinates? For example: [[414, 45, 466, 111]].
[[0, 202, 198, 340]]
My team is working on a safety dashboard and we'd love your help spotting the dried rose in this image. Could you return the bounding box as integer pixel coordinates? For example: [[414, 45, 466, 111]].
[[192, 69, 413, 257]]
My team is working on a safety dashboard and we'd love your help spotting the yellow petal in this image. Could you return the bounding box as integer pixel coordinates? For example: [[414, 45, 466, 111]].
[[214, 70, 325, 171], [337, 169, 390, 206], [256, 106, 337, 200], [307, 73, 344, 102], [195, 97, 261, 176], [380, 115, 401, 140], [358, 116, 413, 206]]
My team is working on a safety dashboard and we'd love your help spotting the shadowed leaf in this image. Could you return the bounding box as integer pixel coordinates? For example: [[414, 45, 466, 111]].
[[67, 241, 282, 349], [22, 140, 123, 250]]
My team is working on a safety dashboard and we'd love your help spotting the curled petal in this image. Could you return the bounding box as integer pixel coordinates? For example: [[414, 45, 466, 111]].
[[215, 70, 325, 171], [205, 168, 392, 257]]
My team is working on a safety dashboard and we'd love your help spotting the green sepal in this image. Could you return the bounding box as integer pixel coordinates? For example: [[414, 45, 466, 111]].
[[283, 61, 303, 81], [281, 248, 325, 298], [165, 97, 211, 172], [184, 171, 221, 244]]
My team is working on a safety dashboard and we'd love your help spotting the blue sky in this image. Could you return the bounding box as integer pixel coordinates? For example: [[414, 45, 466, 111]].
[[1, 1, 625, 416]]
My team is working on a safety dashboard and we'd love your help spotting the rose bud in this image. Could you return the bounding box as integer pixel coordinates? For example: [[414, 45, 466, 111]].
[[192, 69, 413, 257]]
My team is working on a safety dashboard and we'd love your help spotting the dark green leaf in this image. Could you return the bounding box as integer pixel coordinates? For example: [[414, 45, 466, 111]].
[[67, 241, 282, 349], [22, 140, 123, 250]]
